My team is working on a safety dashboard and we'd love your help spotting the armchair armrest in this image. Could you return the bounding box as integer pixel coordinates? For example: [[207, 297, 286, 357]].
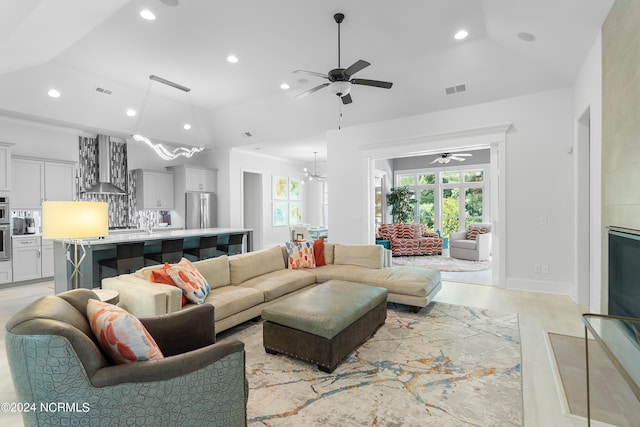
[[90, 339, 244, 388], [140, 304, 216, 356]]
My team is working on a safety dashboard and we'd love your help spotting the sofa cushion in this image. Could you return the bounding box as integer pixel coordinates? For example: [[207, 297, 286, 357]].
[[323, 242, 335, 265], [450, 239, 477, 250], [239, 269, 316, 301], [229, 245, 285, 285], [193, 255, 231, 289], [201, 286, 264, 321], [334, 244, 384, 269], [87, 299, 164, 364], [285, 241, 316, 269], [314, 265, 440, 298]]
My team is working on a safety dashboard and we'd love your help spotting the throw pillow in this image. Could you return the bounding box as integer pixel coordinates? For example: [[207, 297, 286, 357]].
[[466, 226, 488, 240], [87, 299, 164, 364], [285, 241, 316, 270], [314, 238, 326, 266], [166, 258, 211, 304], [149, 263, 188, 306]]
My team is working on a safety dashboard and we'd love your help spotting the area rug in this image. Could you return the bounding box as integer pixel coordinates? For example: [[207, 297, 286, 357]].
[[547, 332, 639, 426], [392, 255, 492, 272], [229, 302, 522, 426]]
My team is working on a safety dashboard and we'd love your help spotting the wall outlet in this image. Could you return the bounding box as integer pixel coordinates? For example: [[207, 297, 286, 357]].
[[534, 264, 541, 273], [541, 264, 550, 274]]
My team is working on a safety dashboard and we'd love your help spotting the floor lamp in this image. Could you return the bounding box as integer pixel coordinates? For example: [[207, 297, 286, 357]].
[[42, 201, 108, 289]]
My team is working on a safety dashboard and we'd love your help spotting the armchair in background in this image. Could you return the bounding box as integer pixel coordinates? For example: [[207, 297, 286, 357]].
[[5, 289, 247, 427], [449, 223, 492, 261]]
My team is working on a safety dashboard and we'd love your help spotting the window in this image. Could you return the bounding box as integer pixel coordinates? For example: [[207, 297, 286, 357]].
[[394, 166, 487, 237]]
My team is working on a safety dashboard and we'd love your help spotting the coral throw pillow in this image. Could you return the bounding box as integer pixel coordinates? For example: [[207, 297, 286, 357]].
[[149, 263, 188, 306], [314, 238, 326, 266], [166, 258, 211, 304], [466, 226, 488, 240], [285, 241, 316, 270], [87, 299, 164, 364]]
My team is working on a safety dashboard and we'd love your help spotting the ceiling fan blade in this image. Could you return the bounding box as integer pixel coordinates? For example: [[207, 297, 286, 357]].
[[295, 83, 330, 99], [430, 158, 441, 164], [450, 156, 467, 161], [293, 70, 329, 79], [343, 60, 370, 77], [351, 78, 393, 89], [454, 153, 473, 157], [341, 93, 353, 105]]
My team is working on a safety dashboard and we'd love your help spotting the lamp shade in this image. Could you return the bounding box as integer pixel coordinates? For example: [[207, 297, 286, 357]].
[[42, 201, 109, 239]]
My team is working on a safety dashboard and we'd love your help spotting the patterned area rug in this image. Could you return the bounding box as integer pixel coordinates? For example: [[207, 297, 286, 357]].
[[229, 302, 522, 426], [392, 255, 492, 272]]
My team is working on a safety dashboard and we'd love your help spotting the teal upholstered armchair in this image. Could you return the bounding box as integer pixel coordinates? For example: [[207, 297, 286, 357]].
[[5, 289, 247, 427]]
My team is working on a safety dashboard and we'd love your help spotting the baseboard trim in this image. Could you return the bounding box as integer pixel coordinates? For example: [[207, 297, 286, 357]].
[[505, 277, 573, 296]]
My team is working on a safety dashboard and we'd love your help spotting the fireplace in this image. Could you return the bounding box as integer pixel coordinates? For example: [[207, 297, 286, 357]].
[[608, 227, 640, 318]]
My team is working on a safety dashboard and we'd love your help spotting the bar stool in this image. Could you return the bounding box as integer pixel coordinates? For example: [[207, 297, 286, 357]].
[[217, 233, 244, 256], [184, 235, 218, 261], [98, 242, 145, 281], [144, 238, 184, 265]]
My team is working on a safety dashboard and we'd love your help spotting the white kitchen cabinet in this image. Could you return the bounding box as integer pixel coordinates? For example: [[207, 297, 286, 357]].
[[135, 169, 174, 209], [12, 157, 76, 209], [41, 239, 54, 277], [12, 236, 41, 282], [0, 142, 12, 192], [0, 261, 11, 284], [185, 167, 217, 192]]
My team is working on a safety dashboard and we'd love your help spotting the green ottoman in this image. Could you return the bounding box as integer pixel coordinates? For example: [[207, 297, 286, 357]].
[[262, 280, 388, 373]]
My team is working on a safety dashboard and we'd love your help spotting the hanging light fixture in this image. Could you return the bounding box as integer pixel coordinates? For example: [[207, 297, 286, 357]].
[[301, 151, 326, 184], [132, 75, 204, 161]]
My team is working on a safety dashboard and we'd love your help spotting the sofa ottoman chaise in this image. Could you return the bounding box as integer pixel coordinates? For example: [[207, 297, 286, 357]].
[[262, 280, 388, 372]]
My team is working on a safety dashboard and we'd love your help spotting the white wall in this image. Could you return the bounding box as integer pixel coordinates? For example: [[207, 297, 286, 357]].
[[327, 88, 576, 296], [0, 116, 79, 161], [572, 33, 603, 311], [227, 148, 323, 249]]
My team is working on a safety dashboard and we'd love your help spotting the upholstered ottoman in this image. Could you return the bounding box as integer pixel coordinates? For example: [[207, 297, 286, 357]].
[[262, 280, 388, 373]]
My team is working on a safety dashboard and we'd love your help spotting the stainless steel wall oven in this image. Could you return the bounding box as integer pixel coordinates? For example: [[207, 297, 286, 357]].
[[0, 197, 10, 260]]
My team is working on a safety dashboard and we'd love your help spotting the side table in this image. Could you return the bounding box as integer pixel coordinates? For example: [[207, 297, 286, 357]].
[[91, 288, 120, 305]]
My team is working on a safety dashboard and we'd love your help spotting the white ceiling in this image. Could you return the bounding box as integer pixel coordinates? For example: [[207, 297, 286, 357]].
[[0, 0, 613, 163]]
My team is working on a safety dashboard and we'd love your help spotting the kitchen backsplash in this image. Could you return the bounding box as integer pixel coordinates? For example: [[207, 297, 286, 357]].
[[77, 135, 156, 229]]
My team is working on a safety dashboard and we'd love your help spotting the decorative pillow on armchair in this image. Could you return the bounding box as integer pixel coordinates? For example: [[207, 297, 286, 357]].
[[466, 226, 488, 240], [87, 299, 164, 364], [285, 241, 316, 269]]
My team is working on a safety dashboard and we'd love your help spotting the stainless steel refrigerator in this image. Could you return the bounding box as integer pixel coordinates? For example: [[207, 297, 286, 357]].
[[185, 192, 217, 229]]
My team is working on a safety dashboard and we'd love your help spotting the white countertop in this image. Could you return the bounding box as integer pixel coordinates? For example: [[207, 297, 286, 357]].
[[52, 228, 252, 246]]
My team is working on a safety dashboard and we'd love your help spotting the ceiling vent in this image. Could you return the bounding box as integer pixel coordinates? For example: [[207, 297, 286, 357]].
[[445, 83, 466, 95], [241, 132, 253, 138], [95, 86, 113, 95]]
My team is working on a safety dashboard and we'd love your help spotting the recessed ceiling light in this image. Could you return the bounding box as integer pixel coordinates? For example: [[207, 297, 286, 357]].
[[139, 9, 156, 20], [183, 123, 192, 130], [47, 89, 61, 98], [517, 32, 536, 42], [227, 55, 239, 63], [280, 83, 290, 90], [454, 29, 468, 40], [126, 109, 137, 117]]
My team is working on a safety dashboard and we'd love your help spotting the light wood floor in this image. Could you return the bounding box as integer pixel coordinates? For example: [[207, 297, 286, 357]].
[[0, 280, 590, 426]]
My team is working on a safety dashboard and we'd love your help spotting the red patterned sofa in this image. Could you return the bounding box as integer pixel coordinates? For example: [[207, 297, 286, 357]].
[[378, 224, 443, 256]]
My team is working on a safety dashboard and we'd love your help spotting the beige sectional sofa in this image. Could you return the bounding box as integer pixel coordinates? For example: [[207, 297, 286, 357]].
[[102, 243, 441, 334]]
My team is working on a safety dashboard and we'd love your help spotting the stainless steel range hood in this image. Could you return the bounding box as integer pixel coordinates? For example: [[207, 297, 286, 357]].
[[83, 135, 126, 194]]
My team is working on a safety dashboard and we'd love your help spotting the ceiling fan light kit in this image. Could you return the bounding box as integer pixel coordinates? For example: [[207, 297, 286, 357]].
[[430, 152, 473, 164], [294, 12, 393, 106]]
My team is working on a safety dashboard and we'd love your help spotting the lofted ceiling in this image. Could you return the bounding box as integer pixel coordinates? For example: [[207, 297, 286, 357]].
[[0, 0, 613, 163]]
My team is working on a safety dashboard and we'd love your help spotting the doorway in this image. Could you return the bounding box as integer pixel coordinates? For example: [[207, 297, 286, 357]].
[[243, 171, 263, 250], [576, 109, 590, 305]]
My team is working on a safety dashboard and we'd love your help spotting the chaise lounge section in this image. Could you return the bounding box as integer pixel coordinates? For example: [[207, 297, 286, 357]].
[[103, 242, 441, 334]]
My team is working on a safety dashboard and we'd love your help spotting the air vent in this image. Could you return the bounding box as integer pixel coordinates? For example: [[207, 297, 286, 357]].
[[445, 83, 466, 95], [241, 132, 253, 138], [95, 86, 113, 95]]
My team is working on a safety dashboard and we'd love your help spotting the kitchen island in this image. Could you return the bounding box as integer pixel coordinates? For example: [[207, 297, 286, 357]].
[[52, 228, 253, 292]]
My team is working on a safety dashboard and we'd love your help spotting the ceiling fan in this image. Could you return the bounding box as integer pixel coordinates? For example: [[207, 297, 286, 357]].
[[431, 152, 473, 164], [301, 152, 326, 183], [294, 13, 393, 105]]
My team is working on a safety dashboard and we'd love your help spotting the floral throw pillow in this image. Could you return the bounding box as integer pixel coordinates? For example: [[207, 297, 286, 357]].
[[87, 299, 164, 364], [166, 258, 211, 304], [466, 226, 488, 240], [285, 241, 316, 270]]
